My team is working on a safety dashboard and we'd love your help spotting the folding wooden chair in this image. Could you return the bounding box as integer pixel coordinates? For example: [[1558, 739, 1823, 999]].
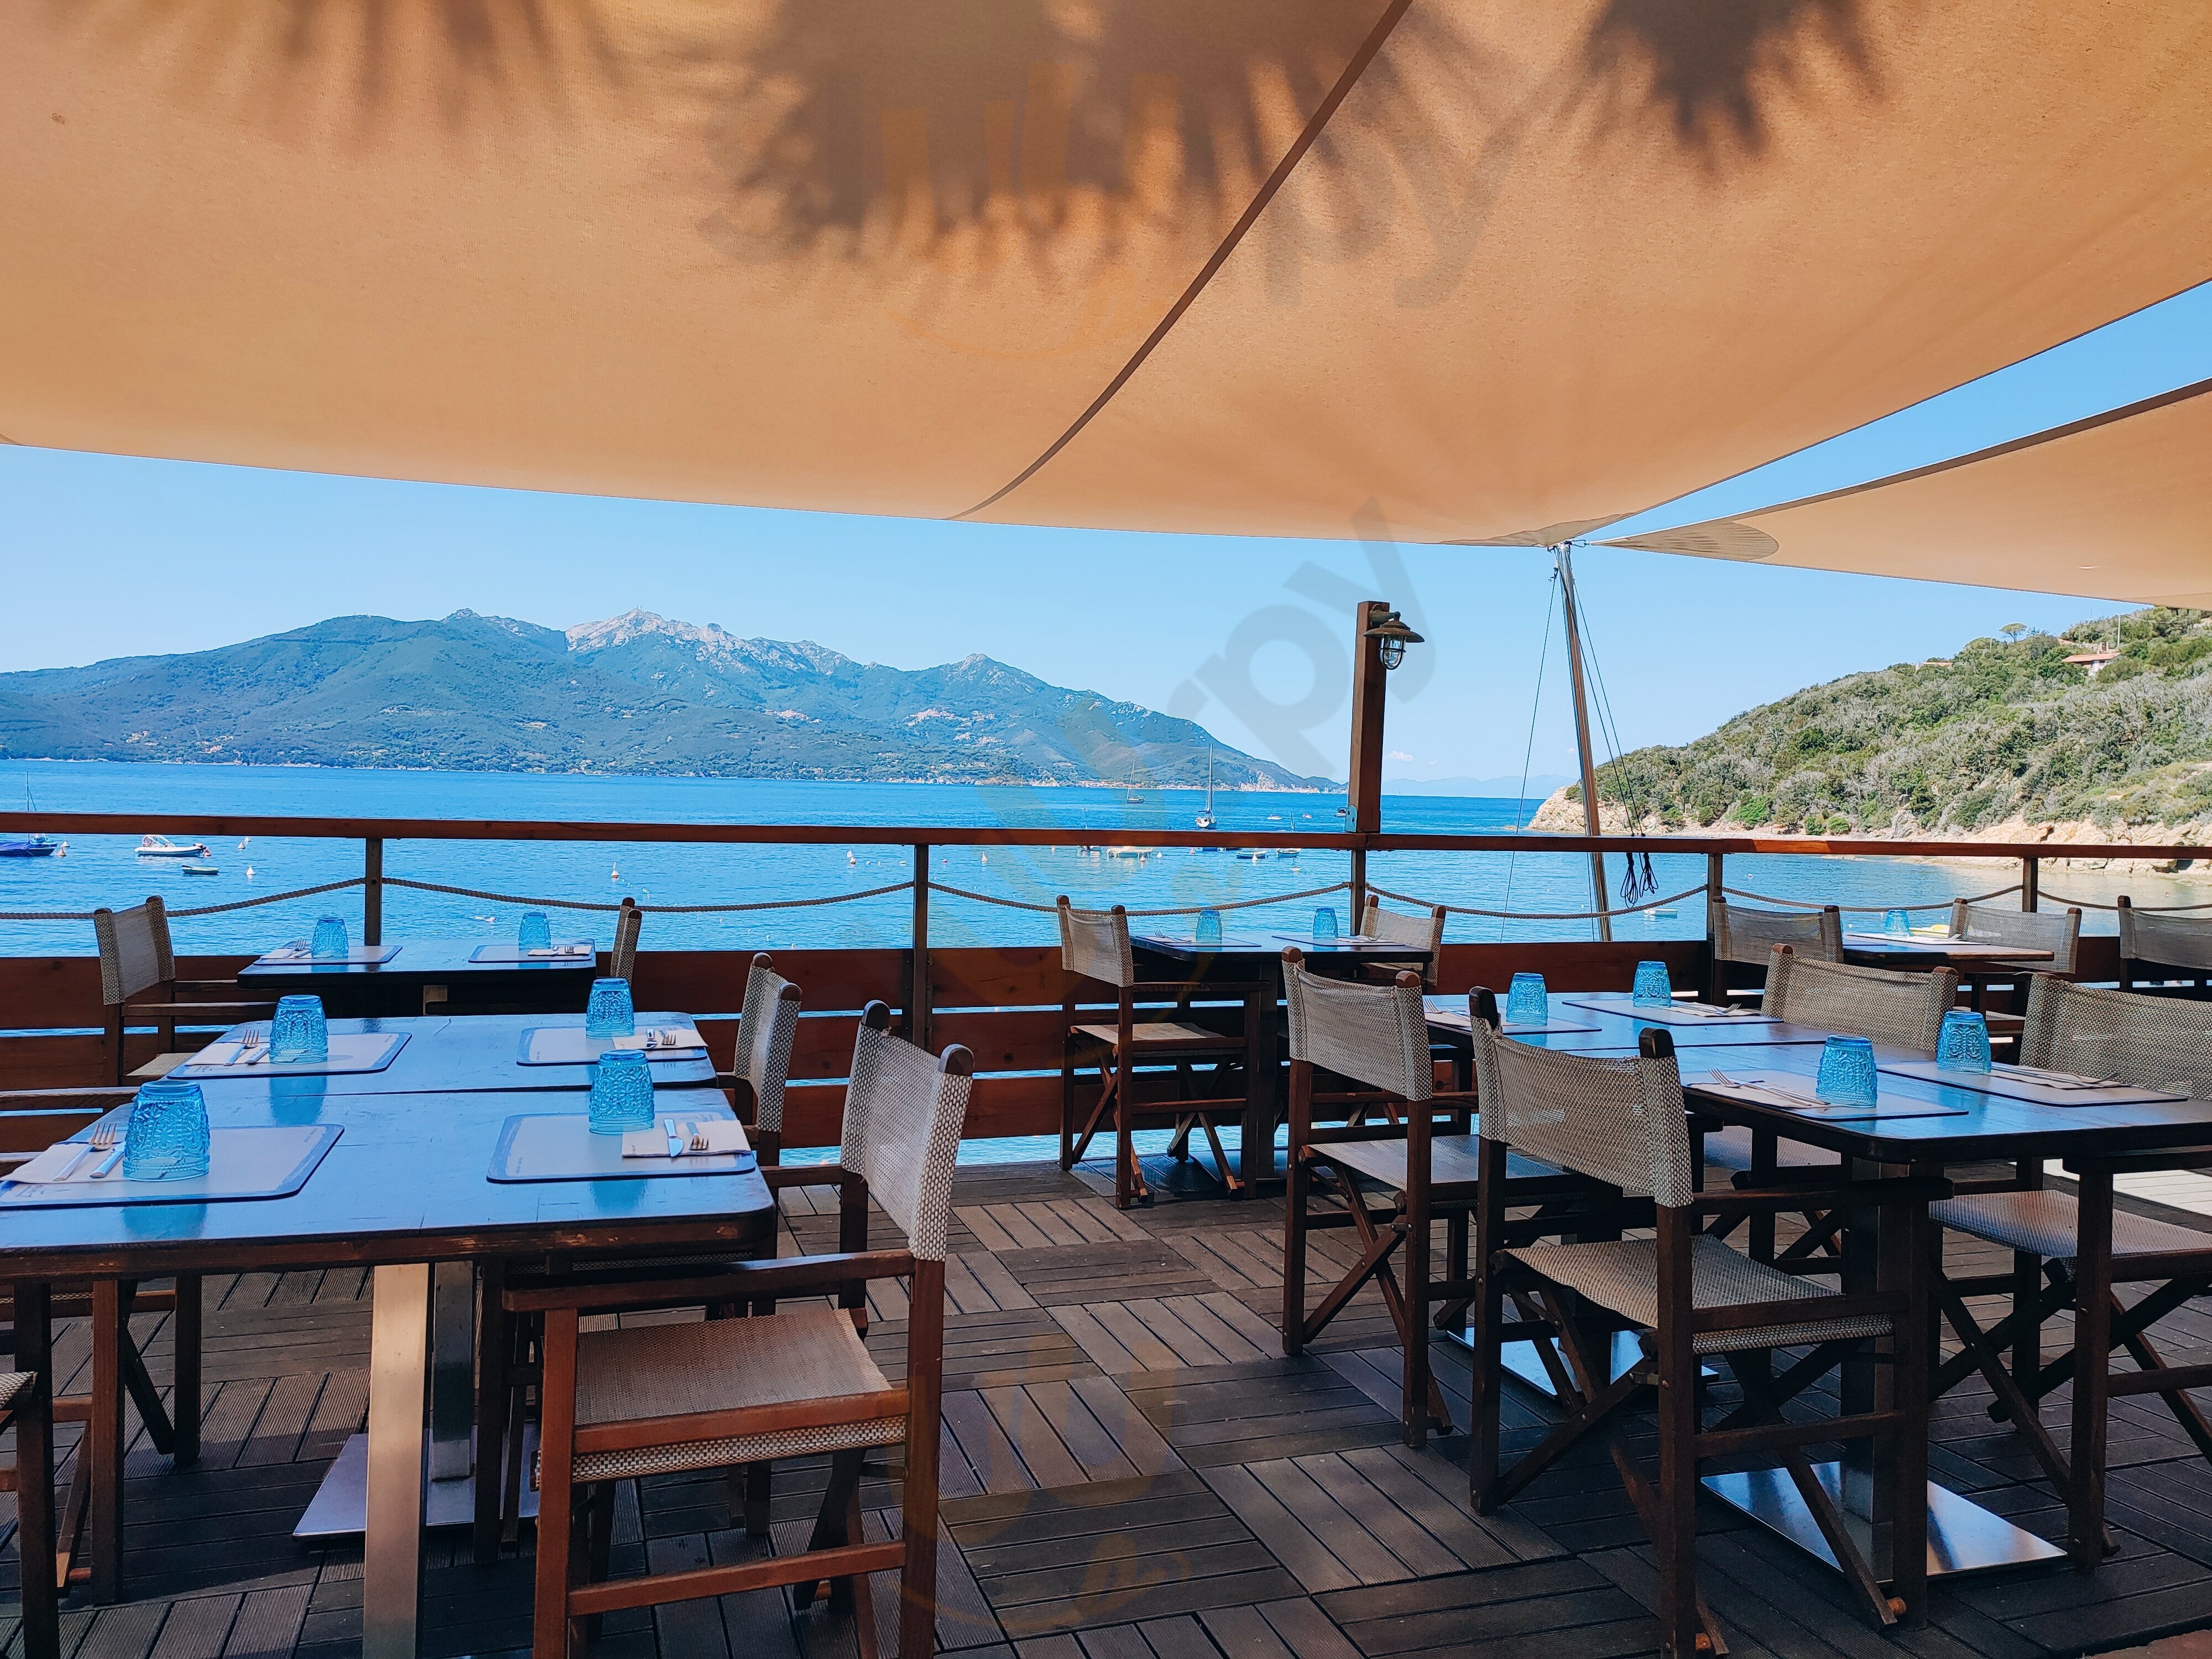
[[1, 1087, 204, 1604], [1947, 899, 2080, 1016], [718, 953, 804, 1167], [517, 1001, 969, 1658], [1927, 977, 2212, 1567], [1279, 953, 1482, 1443], [2117, 895, 2212, 995], [1705, 946, 1956, 1268], [1, 1324, 57, 1658], [94, 897, 279, 1084], [1703, 896, 1840, 1005], [1056, 899, 1257, 1208], [1469, 1019, 1938, 1655]]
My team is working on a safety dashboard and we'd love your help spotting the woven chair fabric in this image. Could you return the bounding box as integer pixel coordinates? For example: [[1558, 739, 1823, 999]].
[[1058, 900, 1136, 988], [1710, 898, 1841, 966], [1932, 1188, 2212, 1261], [0, 1370, 28, 1409], [733, 958, 802, 1133], [609, 902, 643, 982], [1360, 900, 1446, 953], [841, 1021, 969, 1260], [1508, 1235, 1893, 1355], [2121, 907, 2212, 974], [1762, 950, 1957, 1053], [1284, 958, 1432, 1102], [95, 898, 173, 1006], [1472, 1022, 1692, 1206], [567, 1308, 903, 1482], [1952, 901, 2080, 973], [2020, 977, 2212, 1100]]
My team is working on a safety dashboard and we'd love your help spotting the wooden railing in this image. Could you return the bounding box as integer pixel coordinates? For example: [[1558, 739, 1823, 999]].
[[1, 812, 2198, 1144]]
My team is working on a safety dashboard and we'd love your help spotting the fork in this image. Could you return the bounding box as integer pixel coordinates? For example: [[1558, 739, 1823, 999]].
[[55, 1125, 118, 1182], [687, 1125, 711, 1155]]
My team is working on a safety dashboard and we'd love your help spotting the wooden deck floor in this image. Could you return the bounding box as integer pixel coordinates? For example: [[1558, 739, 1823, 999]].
[[9, 1152, 2212, 1659]]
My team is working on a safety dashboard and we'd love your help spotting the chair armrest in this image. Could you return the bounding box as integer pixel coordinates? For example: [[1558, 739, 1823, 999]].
[[122, 999, 281, 1019], [763, 1166, 849, 1192], [502, 1249, 915, 1314], [1697, 1176, 1953, 1217]]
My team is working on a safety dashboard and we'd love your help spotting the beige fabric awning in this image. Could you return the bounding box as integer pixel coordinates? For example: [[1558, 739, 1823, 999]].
[[1600, 379, 2212, 607], [4, 2, 2210, 562]]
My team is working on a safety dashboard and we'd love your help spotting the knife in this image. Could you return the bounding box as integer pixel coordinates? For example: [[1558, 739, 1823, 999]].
[[664, 1117, 681, 1160], [91, 1142, 128, 1178]]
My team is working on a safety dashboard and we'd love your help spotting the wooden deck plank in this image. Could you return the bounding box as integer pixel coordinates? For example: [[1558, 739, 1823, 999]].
[[943, 1391, 1041, 1495]]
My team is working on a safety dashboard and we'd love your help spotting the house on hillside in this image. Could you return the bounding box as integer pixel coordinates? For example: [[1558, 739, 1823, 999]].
[[2065, 648, 2124, 678]]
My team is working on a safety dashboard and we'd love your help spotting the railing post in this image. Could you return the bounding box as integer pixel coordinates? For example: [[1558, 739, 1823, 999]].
[[363, 837, 384, 947], [1350, 846, 1367, 930], [910, 842, 931, 1050], [1706, 851, 1723, 915], [2022, 855, 2039, 912]]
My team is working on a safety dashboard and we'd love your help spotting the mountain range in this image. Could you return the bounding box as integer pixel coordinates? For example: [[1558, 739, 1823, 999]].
[[0, 609, 1331, 790]]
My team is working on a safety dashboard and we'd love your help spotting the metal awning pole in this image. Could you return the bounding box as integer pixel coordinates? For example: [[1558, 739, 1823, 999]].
[[1556, 547, 1612, 943]]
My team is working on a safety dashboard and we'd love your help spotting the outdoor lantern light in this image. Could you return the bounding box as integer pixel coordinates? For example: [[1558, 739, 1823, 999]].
[[1362, 609, 1425, 670]]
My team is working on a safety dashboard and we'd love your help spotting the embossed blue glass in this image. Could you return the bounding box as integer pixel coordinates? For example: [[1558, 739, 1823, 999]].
[[124, 1080, 211, 1181], [1937, 1010, 1993, 1073], [1631, 960, 1672, 1008], [1505, 973, 1548, 1026], [585, 976, 635, 1039], [588, 1049, 655, 1136], [1195, 909, 1224, 950], [517, 910, 554, 953], [310, 915, 349, 961], [1884, 909, 1912, 937], [1815, 1036, 1880, 1108], [268, 995, 329, 1063], [1312, 907, 1339, 943]]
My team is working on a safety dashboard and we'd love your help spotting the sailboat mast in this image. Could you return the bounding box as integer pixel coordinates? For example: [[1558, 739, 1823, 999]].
[[1556, 546, 1613, 943]]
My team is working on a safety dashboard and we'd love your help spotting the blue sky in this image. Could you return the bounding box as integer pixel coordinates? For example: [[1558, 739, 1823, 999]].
[[4, 282, 2206, 784]]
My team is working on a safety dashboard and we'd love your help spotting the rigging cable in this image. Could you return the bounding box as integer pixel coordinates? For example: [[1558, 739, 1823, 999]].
[[1501, 563, 1562, 940]]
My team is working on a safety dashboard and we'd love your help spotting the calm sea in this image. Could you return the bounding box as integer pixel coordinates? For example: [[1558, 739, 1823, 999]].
[[0, 760, 2194, 957]]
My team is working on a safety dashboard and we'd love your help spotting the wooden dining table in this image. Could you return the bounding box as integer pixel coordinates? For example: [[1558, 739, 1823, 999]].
[[1838, 931, 2055, 972], [1129, 930, 1435, 1189], [8, 1047, 760, 1659], [237, 937, 606, 1018]]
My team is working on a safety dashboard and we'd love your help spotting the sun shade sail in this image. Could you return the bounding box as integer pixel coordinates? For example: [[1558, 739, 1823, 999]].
[[1599, 379, 2212, 607], [4, 2, 2210, 559]]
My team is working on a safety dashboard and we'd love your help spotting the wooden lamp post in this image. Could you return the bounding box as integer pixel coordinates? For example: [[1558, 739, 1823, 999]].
[[1347, 599, 1423, 920]]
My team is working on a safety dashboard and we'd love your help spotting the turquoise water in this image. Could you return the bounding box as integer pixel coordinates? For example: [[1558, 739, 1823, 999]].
[[0, 760, 2185, 956]]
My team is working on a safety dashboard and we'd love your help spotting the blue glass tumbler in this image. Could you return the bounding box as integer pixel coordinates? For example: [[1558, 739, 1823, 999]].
[[310, 915, 350, 961], [124, 1080, 211, 1181], [1631, 960, 1672, 1008], [517, 910, 554, 953], [1505, 973, 1548, 1026], [1195, 909, 1224, 950], [1815, 1036, 1880, 1108], [269, 995, 329, 1063], [1312, 907, 1339, 943], [585, 976, 636, 1039], [588, 1049, 655, 1136], [1884, 909, 1912, 937], [1937, 1010, 1993, 1073]]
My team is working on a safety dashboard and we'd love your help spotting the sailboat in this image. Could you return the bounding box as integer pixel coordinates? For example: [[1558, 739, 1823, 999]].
[[1, 775, 63, 858], [1194, 750, 1218, 833]]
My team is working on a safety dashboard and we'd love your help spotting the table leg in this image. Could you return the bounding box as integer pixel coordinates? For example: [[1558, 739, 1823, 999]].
[[87, 1280, 127, 1604], [13, 1280, 60, 1659], [428, 1262, 476, 1484], [1238, 981, 1278, 1191], [364, 1264, 431, 1659]]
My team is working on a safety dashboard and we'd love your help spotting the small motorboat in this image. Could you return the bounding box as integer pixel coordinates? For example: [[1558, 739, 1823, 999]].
[[0, 834, 62, 858], [181, 863, 221, 877], [1107, 846, 1149, 860], [138, 834, 209, 858], [1234, 848, 1270, 862]]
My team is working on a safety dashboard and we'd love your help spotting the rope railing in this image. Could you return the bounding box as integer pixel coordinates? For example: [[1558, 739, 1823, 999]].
[[0, 877, 368, 924], [929, 880, 1351, 917], [1366, 880, 1708, 923], [2040, 891, 2212, 914], [378, 875, 915, 915], [1721, 884, 2021, 914]]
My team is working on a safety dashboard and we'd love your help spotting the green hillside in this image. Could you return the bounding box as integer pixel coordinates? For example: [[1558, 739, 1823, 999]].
[[1573, 607, 2212, 837]]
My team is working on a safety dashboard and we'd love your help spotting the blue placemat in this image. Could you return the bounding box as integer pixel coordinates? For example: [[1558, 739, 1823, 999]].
[[0, 1125, 343, 1209]]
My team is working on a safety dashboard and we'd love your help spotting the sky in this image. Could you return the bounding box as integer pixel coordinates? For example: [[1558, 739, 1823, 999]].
[[3, 282, 2208, 786]]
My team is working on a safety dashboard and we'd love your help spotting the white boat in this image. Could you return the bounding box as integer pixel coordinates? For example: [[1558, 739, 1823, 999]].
[[1107, 846, 1149, 860], [138, 834, 209, 858], [1194, 749, 1217, 832], [1234, 848, 1270, 862]]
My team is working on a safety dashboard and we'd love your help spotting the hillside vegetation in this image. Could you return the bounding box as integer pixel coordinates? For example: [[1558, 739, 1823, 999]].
[[1555, 607, 2212, 839]]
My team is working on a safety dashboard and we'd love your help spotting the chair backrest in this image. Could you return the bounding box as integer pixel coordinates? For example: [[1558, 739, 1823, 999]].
[[609, 899, 643, 982], [1761, 946, 1957, 1053], [841, 1003, 973, 1261], [1950, 900, 2080, 973], [1359, 900, 1446, 986], [1282, 951, 1432, 1102], [1057, 898, 1135, 989], [2119, 898, 2212, 975], [2021, 976, 2212, 1100], [1709, 896, 1841, 967], [1472, 1019, 1692, 1207], [732, 953, 802, 1133], [93, 898, 174, 1007]]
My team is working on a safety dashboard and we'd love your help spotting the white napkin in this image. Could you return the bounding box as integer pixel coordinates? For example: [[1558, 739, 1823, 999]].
[[611, 1026, 706, 1052], [622, 1118, 750, 1159], [526, 943, 595, 958], [7, 1140, 100, 1185]]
